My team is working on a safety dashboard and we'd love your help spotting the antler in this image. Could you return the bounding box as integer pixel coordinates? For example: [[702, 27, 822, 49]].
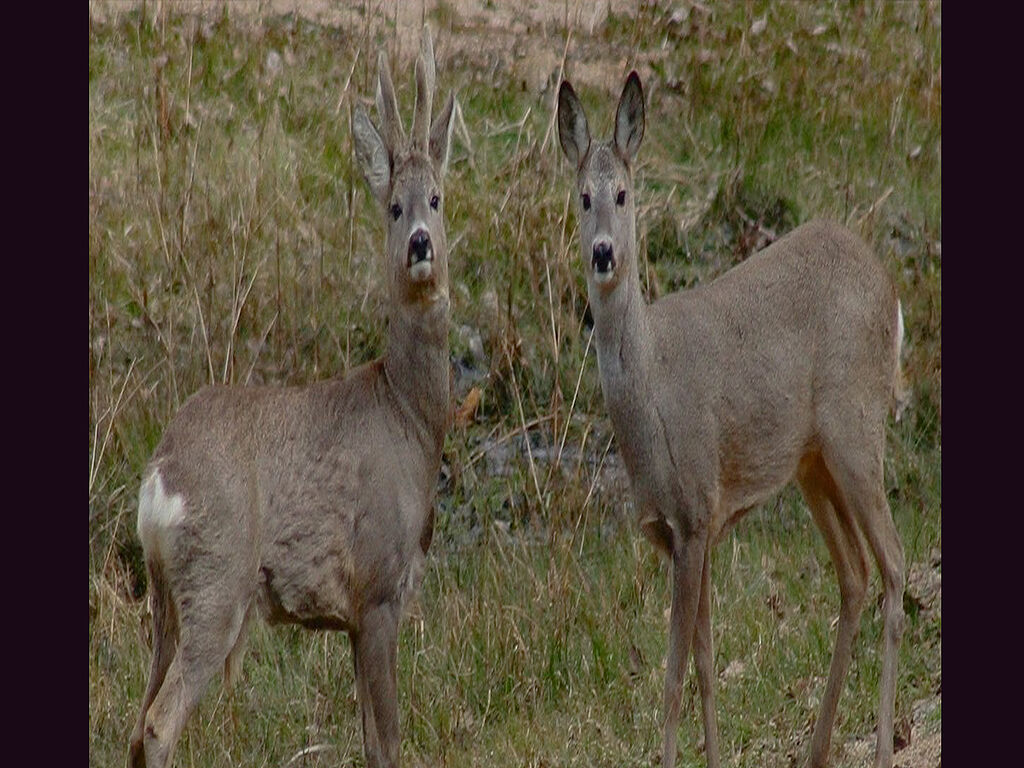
[[375, 51, 405, 153], [411, 27, 436, 152]]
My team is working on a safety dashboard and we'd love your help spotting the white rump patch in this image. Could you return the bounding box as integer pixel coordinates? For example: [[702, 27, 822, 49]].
[[137, 467, 186, 559], [896, 299, 905, 358], [893, 299, 910, 422], [409, 259, 433, 280]]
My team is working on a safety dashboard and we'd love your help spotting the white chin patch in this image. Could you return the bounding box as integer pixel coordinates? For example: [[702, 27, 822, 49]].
[[592, 268, 615, 285], [409, 260, 433, 281]]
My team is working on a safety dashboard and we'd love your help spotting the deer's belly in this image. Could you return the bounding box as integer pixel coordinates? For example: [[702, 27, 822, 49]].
[[256, 558, 355, 631]]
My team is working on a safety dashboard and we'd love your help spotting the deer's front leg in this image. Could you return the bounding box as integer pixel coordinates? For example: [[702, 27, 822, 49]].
[[694, 547, 721, 768], [354, 601, 401, 768], [662, 528, 707, 768]]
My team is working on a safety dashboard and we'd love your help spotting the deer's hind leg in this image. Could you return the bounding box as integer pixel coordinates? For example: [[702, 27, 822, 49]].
[[138, 544, 256, 768], [693, 546, 721, 768], [797, 452, 871, 768], [820, 435, 905, 768], [128, 561, 178, 768]]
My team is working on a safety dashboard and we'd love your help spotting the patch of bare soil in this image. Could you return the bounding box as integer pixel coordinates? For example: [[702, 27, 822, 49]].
[[840, 693, 941, 768], [90, 0, 658, 98]]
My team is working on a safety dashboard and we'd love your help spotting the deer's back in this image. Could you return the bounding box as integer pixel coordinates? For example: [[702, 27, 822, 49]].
[[651, 219, 898, 407], [638, 220, 899, 518]]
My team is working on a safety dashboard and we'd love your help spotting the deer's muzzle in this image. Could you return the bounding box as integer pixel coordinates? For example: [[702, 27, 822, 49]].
[[408, 228, 434, 280], [592, 241, 616, 280]]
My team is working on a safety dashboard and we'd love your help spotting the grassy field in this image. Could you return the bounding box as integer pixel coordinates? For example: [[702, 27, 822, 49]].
[[89, 2, 941, 766]]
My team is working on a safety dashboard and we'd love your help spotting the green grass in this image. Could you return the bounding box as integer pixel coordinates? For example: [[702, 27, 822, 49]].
[[89, 2, 940, 767]]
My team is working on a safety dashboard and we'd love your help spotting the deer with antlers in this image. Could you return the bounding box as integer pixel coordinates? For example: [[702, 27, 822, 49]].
[[128, 28, 456, 768], [557, 71, 907, 768]]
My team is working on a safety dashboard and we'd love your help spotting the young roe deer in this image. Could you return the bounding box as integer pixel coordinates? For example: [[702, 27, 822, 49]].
[[128, 29, 457, 768], [557, 72, 907, 768]]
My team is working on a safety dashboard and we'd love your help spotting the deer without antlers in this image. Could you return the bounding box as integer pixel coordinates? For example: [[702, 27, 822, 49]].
[[128, 28, 456, 768], [557, 71, 907, 768]]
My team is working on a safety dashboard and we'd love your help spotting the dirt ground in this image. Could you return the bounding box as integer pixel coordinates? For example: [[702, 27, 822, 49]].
[[89, 3, 940, 765], [89, 0, 636, 40], [89, 0, 658, 98]]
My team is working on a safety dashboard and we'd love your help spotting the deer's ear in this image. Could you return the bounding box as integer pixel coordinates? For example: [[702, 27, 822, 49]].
[[558, 81, 590, 169], [614, 71, 645, 165], [429, 92, 456, 177], [353, 107, 391, 207]]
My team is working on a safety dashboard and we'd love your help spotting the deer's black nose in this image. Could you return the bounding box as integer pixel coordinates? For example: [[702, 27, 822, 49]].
[[592, 241, 615, 273], [409, 229, 433, 265]]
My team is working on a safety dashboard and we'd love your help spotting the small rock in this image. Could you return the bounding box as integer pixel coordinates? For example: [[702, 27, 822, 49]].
[[458, 324, 487, 367], [722, 659, 746, 682], [265, 50, 283, 78], [907, 563, 941, 613], [894, 713, 912, 752], [669, 7, 689, 25], [481, 289, 501, 329]]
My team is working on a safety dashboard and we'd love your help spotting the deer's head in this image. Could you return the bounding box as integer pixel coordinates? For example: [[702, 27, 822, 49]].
[[558, 71, 645, 297], [353, 28, 456, 308]]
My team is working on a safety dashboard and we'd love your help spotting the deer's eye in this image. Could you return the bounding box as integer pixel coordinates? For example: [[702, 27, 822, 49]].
[[430, 194, 439, 210], [616, 190, 626, 207], [390, 203, 402, 221], [581, 193, 591, 211]]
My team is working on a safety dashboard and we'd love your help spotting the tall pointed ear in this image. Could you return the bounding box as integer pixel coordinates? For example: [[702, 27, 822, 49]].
[[352, 107, 391, 206], [429, 91, 456, 177], [557, 81, 590, 169], [375, 52, 404, 152], [614, 71, 644, 165]]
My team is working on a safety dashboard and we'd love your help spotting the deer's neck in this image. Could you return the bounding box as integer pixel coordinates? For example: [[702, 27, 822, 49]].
[[382, 293, 451, 453], [589, 263, 666, 488], [590, 265, 652, 392]]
